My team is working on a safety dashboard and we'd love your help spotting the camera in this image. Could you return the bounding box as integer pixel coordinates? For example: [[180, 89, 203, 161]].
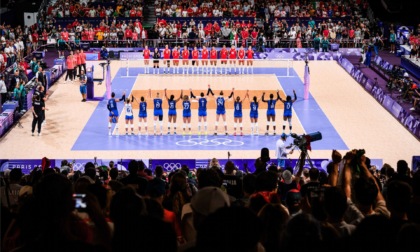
[[73, 194, 87, 211], [290, 131, 322, 152]]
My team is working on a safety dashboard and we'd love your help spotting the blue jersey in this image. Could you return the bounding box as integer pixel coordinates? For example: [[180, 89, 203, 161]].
[[234, 101, 242, 118], [198, 97, 207, 117], [250, 101, 259, 118], [139, 101, 147, 117], [216, 97, 225, 115], [266, 99, 277, 116], [154, 98, 163, 116], [284, 100, 293, 117], [183, 100, 191, 117], [108, 98, 118, 117], [168, 100, 177, 116]]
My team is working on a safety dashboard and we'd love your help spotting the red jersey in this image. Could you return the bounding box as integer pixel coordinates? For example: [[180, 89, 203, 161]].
[[73, 55, 78, 66], [32, 33, 39, 43], [129, 9, 136, 17], [201, 49, 209, 59], [247, 49, 254, 59], [42, 32, 48, 41], [143, 49, 150, 59], [220, 49, 228, 59], [251, 31, 258, 39], [238, 49, 245, 59], [88, 31, 95, 40], [125, 29, 133, 39], [192, 50, 199, 59], [80, 52, 86, 64], [210, 49, 217, 59], [172, 50, 180, 59], [229, 49, 237, 59], [132, 32, 138, 40], [182, 49, 189, 59], [66, 56, 74, 69], [241, 30, 249, 39], [81, 31, 89, 41], [61, 31, 69, 41], [163, 48, 171, 59]]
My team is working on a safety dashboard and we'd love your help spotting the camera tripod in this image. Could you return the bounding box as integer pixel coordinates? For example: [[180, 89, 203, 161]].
[[293, 148, 315, 173]]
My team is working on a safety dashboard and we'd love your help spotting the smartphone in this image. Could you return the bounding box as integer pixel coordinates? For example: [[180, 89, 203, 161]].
[[73, 194, 87, 211]]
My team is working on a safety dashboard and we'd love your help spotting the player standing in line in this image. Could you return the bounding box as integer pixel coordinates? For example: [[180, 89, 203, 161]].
[[237, 46, 245, 74], [279, 90, 297, 134], [220, 45, 228, 74], [246, 46, 254, 74], [125, 97, 135, 135], [191, 46, 199, 74], [229, 45, 237, 74], [163, 44, 171, 74], [152, 47, 161, 74], [107, 91, 126, 136], [182, 45, 190, 74], [165, 88, 183, 134], [182, 95, 192, 135], [143, 45, 151, 74], [201, 46, 209, 74], [208, 85, 234, 135], [190, 85, 212, 135], [210, 46, 218, 74], [233, 90, 248, 136], [262, 90, 281, 136], [172, 46, 180, 74], [150, 89, 163, 135], [249, 94, 260, 135], [132, 94, 148, 135]]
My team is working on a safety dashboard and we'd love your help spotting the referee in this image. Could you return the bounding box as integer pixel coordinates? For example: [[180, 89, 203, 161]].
[[31, 94, 44, 136], [79, 70, 87, 102]]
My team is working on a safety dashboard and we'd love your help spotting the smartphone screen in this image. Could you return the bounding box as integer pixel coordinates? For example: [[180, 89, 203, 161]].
[[73, 194, 87, 211]]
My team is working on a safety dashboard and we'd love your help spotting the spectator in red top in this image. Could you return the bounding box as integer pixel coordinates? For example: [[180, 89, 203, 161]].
[[31, 31, 39, 51], [61, 28, 69, 42], [136, 8, 142, 17], [129, 7, 136, 18], [241, 28, 249, 47], [125, 28, 133, 47], [88, 28, 95, 41], [172, 46, 180, 73]]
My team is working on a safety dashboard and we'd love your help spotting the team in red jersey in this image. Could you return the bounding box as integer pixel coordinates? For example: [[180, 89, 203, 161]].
[[182, 46, 189, 74], [172, 46, 180, 73], [143, 45, 151, 73], [229, 45, 237, 73], [201, 46, 209, 73], [163, 45, 171, 74], [238, 46, 245, 73], [191, 47, 199, 74]]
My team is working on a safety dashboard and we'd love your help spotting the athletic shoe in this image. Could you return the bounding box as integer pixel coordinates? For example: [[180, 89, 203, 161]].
[[32, 132, 34, 136], [167, 131, 170, 135], [273, 133, 276, 136], [126, 132, 128, 135], [38, 132, 42, 136], [214, 133, 217, 135], [410, 107, 416, 111], [265, 132, 268, 136], [225, 132, 228, 136], [131, 132, 135, 135], [174, 132, 177, 135]]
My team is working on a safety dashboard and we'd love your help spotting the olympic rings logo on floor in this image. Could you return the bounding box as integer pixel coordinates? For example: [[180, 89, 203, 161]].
[[162, 163, 182, 172], [176, 137, 244, 147]]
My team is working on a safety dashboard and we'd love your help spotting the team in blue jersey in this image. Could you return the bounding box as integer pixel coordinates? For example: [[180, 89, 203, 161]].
[[233, 90, 248, 136], [279, 89, 297, 134], [208, 85, 235, 135], [262, 90, 281, 136], [165, 88, 183, 135], [107, 91, 126, 136], [107, 87, 297, 136]]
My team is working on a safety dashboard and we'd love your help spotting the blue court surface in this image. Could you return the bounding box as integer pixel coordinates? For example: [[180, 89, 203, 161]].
[[72, 67, 348, 151]]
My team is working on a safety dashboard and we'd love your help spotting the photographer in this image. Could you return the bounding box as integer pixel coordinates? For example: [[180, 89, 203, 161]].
[[275, 133, 294, 168]]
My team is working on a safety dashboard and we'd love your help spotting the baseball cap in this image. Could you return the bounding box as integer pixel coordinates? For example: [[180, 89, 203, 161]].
[[191, 187, 230, 216], [286, 189, 302, 206], [282, 170, 293, 184], [281, 133, 287, 139]]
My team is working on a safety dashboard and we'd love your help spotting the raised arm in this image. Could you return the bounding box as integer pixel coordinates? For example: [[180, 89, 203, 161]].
[[241, 90, 249, 102], [149, 89, 152, 99], [116, 92, 126, 102], [328, 150, 342, 187], [190, 88, 196, 99], [277, 90, 283, 101], [227, 88, 234, 100], [175, 90, 183, 102], [292, 89, 297, 103], [341, 150, 356, 199], [359, 154, 385, 202], [164, 88, 169, 100], [261, 92, 266, 102]]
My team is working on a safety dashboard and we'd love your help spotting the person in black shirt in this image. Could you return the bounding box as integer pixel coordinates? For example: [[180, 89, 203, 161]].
[[117, 29, 124, 47], [152, 47, 160, 74], [34, 84, 48, 125], [31, 94, 44, 136]]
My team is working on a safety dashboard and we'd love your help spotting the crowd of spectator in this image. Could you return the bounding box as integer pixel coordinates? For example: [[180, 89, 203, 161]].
[[1, 149, 419, 252]]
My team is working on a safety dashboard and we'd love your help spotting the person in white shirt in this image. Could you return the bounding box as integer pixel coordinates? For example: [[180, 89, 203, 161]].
[[275, 133, 294, 168], [0, 74, 7, 104], [89, 9, 96, 17]]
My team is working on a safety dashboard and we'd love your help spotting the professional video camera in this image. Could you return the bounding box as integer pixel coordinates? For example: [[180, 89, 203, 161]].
[[290, 131, 322, 152]]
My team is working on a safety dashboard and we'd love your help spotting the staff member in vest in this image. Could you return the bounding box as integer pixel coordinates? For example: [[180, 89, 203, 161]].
[[79, 70, 87, 102], [31, 94, 45, 136]]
